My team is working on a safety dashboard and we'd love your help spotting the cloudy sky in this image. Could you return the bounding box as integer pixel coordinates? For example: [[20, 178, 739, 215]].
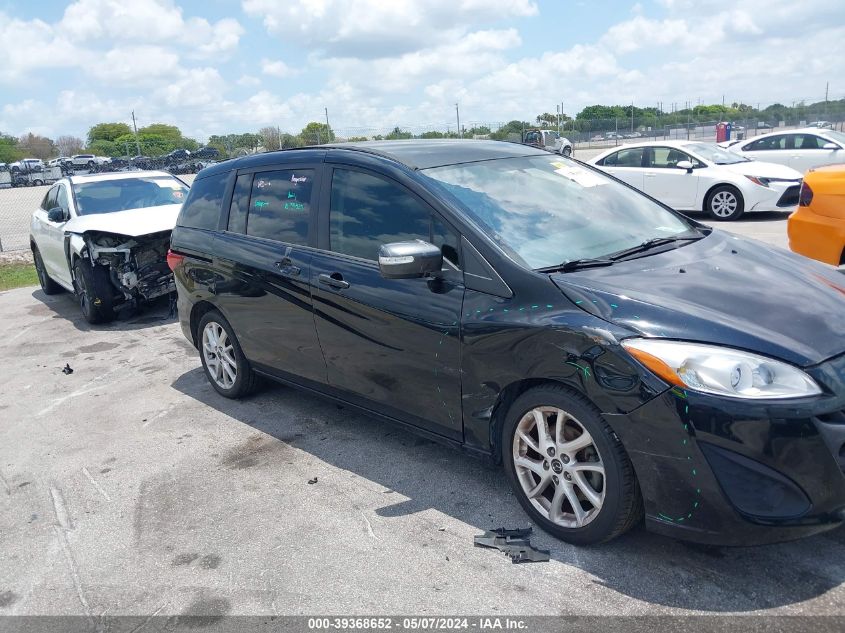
[[1, 0, 843, 141]]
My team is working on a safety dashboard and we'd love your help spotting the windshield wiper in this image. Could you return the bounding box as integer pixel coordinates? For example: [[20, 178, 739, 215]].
[[606, 235, 703, 261], [539, 258, 615, 273]]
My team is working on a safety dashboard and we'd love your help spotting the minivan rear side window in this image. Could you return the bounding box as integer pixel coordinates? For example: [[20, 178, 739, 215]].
[[178, 172, 228, 230], [244, 169, 313, 245]]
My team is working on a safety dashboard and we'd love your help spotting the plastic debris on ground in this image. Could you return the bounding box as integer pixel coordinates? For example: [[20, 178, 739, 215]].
[[473, 527, 550, 564]]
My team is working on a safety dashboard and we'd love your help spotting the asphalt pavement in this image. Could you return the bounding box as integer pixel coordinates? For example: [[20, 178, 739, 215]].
[[0, 282, 843, 618]]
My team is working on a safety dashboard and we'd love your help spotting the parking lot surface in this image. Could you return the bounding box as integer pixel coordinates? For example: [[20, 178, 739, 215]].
[[1, 280, 844, 619]]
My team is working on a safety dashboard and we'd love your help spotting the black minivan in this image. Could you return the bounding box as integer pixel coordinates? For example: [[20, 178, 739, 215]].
[[169, 140, 845, 545]]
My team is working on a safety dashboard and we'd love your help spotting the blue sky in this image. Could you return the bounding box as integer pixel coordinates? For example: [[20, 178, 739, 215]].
[[1, 0, 843, 142]]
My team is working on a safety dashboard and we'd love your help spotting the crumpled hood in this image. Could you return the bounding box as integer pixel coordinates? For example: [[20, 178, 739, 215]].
[[718, 160, 802, 180], [65, 204, 180, 237], [552, 231, 845, 367]]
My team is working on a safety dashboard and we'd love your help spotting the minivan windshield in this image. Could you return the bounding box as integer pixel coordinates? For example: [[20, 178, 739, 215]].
[[423, 155, 696, 269], [72, 176, 189, 215]]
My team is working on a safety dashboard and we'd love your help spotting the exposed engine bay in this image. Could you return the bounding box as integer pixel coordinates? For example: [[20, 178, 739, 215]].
[[84, 230, 174, 305]]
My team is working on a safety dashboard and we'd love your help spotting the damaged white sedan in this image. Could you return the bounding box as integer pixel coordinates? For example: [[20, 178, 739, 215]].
[[30, 171, 190, 323]]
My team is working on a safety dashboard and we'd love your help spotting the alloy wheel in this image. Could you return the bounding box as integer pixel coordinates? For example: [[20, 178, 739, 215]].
[[710, 190, 738, 217], [202, 321, 237, 389], [512, 406, 606, 528]]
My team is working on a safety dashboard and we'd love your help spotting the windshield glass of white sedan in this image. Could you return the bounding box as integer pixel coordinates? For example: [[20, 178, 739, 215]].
[[72, 177, 189, 215], [683, 142, 748, 164], [424, 155, 692, 269]]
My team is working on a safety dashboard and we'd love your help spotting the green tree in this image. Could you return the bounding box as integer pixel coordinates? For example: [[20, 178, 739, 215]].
[[88, 139, 118, 156], [87, 122, 132, 145], [137, 123, 182, 143], [419, 131, 445, 139], [385, 127, 413, 140], [535, 113, 558, 127], [0, 132, 23, 163], [280, 133, 304, 148], [300, 122, 334, 145], [489, 120, 531, 140]]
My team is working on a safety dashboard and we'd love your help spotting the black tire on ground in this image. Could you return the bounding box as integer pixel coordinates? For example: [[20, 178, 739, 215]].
[[562, 146, 572, 157], [32, 179, 43, 186], [87, 161, 95, 168], [73, 258, 116, 324], [502, 385, 643, 545], [32, 247, 63, 295], [705, 184, 744, 221], [197, 310, 260, 399]]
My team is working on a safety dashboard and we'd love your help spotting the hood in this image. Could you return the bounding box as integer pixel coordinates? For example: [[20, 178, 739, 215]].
[[65, 204, 180, 237], [552, 231, 845, 367], [718, 160, 802, 180]]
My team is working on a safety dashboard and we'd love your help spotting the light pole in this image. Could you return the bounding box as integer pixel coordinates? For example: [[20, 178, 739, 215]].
[[455, 103, 462, 139]]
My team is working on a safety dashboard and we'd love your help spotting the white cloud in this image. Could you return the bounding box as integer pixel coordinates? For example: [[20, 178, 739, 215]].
[[156, 68, 227, 108], [237, 75, 261, 87], [59, 0, 242, 57], [242, 0, 537, 58], [0, 12, 90, 81], [261, 59, 299, 78], [88, 46, 181, 83]]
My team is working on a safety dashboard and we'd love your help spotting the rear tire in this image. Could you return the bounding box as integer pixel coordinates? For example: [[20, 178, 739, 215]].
[[32, 247, 63, 295], [705, 185, 744, 221], [197, 310, 260, 399], [73, 258, 116, 324], [502, 385, 643, 545]]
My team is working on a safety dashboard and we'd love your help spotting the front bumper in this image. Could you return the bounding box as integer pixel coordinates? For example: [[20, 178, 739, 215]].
[[605, 353, 845, 545], [747, 182, 802, 212]]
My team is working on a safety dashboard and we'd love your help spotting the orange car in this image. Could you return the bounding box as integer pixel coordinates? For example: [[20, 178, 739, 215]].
[[788, 164, 845, 266]]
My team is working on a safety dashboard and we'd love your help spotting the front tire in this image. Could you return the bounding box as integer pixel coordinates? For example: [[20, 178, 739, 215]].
[[32, 247, 63, 295], [705, 185, 744, 221], [73, 258, 115, 324], [502, 386, 642, 545], [197, 310, 259, 399], [562, 146, 572, 157]]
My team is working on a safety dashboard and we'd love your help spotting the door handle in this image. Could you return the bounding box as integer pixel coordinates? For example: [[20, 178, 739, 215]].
[[318, 273, 350, 289], [274, 258, 301, 277], [644, 173, 656, 177]]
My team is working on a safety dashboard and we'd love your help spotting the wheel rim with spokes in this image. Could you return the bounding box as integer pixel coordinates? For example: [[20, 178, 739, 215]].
[[202, 321, 237, 389], [512, 406, 606, 529], [711, 190, 738, 217]]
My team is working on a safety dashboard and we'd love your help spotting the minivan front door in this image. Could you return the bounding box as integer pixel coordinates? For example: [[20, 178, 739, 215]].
[[310, 166, 464, 440]]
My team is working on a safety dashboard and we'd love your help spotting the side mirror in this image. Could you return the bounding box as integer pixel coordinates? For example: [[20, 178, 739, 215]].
[[676, 160, 694, 172], [47, 207, 66, 222], [823, 142, 839, 151], [378, 240, 442, 279]]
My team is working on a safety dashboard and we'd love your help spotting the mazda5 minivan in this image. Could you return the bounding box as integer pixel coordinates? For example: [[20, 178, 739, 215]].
[[169, 140, 845, 545]]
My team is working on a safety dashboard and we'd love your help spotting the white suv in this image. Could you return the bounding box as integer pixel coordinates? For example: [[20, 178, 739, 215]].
[[70, 154, 110, 168], [30, 171, 190, 323]]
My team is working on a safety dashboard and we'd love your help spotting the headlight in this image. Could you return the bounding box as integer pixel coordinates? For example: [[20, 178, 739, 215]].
[[745, 175, 770, 187], [621, 339, 822, 399]]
